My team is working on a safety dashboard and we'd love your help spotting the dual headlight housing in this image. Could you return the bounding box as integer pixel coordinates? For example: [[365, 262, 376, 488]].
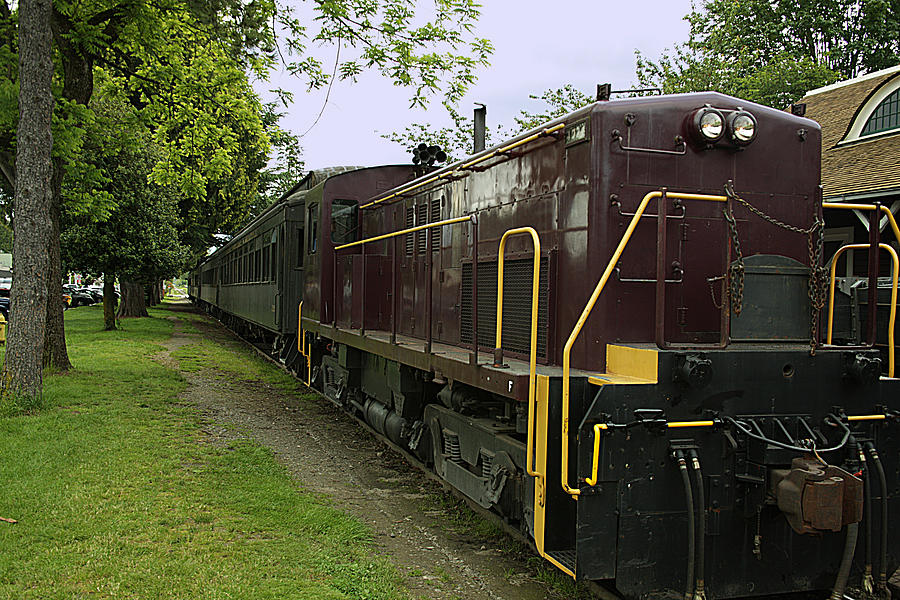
[[690, 106, 757, 147]]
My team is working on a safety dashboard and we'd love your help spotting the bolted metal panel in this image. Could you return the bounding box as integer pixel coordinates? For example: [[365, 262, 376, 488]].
[[460, 257, 550, 359]]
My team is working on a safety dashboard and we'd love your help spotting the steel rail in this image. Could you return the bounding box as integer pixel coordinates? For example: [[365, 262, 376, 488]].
[[826, 243, 898, 377], [494, 227, 543, 479], [561, 190, 728, 498], [359, 124, 566, 210]]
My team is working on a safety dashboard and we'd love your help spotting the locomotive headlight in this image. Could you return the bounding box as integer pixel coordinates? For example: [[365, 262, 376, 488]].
[[728, 111, 757, 145], [694, 108, 725, 142]]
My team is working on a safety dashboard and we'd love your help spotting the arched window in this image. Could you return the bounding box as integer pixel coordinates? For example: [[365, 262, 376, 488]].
[[860, 87, 900, 136], [840, 73, 900, 144]]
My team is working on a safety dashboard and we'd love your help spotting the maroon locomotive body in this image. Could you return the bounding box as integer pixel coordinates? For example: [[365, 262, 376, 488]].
[[194, 91, 900, 600]]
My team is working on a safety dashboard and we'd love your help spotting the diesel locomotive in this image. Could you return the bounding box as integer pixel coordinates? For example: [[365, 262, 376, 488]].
[[190, 91, 900, 600]]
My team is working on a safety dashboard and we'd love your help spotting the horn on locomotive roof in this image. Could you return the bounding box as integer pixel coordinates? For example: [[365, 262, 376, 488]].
[[411, 142, 447, 167]]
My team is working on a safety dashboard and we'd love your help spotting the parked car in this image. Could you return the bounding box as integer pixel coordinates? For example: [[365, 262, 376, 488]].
[[0, 296, 8, 320], [70, 289, 96, 307], [85, 288, 104, 303]]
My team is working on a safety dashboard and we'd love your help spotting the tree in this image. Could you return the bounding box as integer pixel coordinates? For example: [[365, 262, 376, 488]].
[[1, 0, 492, 385], [634, 0, 900, 107], [61, 97, 189, 329], [1, 0, 53, 401], [385, 85, 593, 161]]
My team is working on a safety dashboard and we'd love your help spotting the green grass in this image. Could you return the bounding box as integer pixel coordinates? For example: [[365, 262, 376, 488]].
[[0, 305, 407, 599], [167, 311, 302, 395]]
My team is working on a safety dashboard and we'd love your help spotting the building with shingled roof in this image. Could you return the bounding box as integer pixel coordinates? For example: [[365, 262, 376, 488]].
[[799, 65, 900, 276]]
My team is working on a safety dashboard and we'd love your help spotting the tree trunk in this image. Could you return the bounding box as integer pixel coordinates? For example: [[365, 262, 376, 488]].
[[2, 0, 54, 400], [43, 162, 71, 371], [117, 280, 148, 318], [43, 10, 96, 373], [102, 274, 116, 330]]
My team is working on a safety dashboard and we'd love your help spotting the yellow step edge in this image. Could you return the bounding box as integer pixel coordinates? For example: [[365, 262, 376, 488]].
[[589, 344, 659, 385], [588, 372, 656, 386]]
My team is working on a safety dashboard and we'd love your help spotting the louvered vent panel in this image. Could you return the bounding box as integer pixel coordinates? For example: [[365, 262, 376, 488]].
[[405, 207, 414, 255], [416, 203, 427, 254], [430, 198, 441, 250], [460, 257, 550, 359]]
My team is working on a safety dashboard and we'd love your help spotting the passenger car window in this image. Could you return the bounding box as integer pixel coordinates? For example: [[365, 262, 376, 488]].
[[331, 199, 358, 245], [308, 203, 318, 254]]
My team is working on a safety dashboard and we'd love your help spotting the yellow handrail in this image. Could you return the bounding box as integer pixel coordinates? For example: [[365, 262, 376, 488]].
[[826, 243, 898, 377], [822, 202, 900, 245], [334, 215, 472, 251], [847, 414, 888, 421], [584, 424, 608, 487], [360, 124, 566, 210], [494, 227, 542, 478], [561, 190, 727, 497], [298, 301, 311, 385], [585, 419, 716, 487]]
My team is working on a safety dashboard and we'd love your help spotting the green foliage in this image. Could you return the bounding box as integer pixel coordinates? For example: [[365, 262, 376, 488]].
[[384, 84, 593, 161], [635, 0, 900, 107], [61, 105, 191, 285], [287, 0, 494, 108], [0, 220, 11, 252], [0, 0, 494, 268], [382, 104, 495, 163], [511, 85, 593, 132]]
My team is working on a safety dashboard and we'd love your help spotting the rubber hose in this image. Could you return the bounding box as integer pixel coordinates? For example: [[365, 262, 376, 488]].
[[690, 453, 706, 600], [869, 445, 889, 591], [863, 449, 875, 592], [829, 522, 859, 600], [676, 451, 696, 600]]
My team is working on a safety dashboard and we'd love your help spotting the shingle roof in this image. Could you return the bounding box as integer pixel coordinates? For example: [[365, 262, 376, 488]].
[[801, 66, 900, 199]]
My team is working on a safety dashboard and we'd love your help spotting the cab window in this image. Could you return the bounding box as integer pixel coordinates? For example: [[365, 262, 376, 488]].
[[331, 199, 358, 245]]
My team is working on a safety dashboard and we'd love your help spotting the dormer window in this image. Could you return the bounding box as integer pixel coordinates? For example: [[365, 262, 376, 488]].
[[860, 88, 900, 136], [839, 74, 900, 144]]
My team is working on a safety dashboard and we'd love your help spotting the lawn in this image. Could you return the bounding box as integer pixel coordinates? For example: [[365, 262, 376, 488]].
[[0, 306, 407, 599]]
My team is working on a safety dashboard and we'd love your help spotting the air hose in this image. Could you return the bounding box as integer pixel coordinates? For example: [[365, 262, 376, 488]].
[[674, 450, 696, 600], [868, 444, 889, 595], [860, 447, 875, 593], [689, 451, 706, 600], [829, 522, 859, 600]]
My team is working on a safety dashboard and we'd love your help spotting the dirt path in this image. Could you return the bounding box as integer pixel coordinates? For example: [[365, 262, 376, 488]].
[[156, 302, 568, 600]]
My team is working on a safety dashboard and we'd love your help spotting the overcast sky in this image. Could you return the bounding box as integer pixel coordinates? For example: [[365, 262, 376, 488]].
[[257, 1, 693, 170]]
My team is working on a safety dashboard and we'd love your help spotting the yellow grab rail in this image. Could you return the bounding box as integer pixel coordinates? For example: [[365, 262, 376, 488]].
[[585, 420, 716, 487], [494, 227, 542, 478], [847, 414, 888, 421], [360, 124, 565, 209], [822, 202, 900, 245], [298, 301, 311, 386], [584, 424, 608, 487], [334, 215, 472, 251], [562, 190, 727, 497], [826, 243, 898, 377]]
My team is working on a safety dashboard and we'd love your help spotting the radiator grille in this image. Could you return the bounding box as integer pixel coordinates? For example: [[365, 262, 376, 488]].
[[460, 257, 550, 359]]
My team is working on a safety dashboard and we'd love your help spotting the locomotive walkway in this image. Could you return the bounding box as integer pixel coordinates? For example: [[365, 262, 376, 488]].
[[157, 302, 583, 599]]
